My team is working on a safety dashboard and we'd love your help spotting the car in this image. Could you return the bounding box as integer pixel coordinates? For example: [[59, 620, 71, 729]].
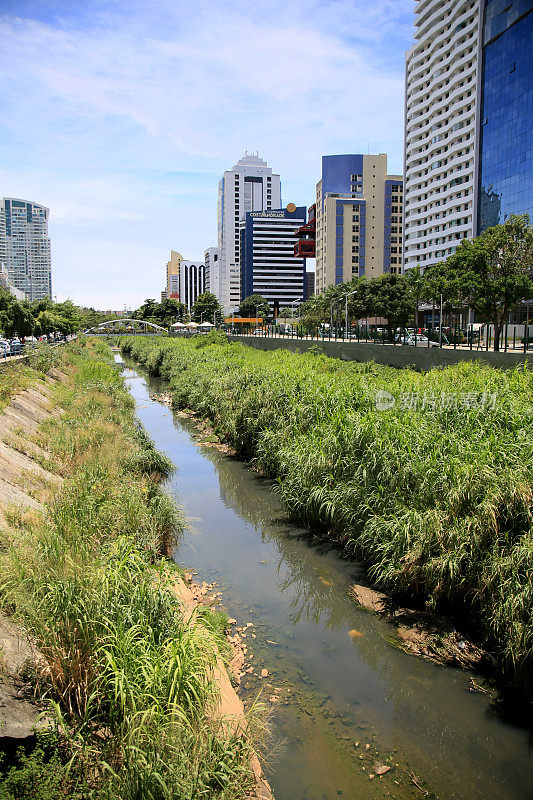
[[0, 340, 11, 357], [396, 333, 440, 348]]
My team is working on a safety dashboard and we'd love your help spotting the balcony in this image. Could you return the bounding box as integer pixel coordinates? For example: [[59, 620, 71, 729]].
[[294, 240, 316, 257]]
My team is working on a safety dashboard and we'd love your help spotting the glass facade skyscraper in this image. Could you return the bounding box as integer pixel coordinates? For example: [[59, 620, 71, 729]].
[[477, 0, 533, 232]]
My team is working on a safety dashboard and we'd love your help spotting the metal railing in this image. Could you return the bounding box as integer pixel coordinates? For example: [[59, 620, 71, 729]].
[[196, 323, 532, 354], [0, 335, 74, 364]]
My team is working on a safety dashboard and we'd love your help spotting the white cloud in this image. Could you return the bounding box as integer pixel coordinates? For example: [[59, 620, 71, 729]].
[[0, 0, 413, 307]]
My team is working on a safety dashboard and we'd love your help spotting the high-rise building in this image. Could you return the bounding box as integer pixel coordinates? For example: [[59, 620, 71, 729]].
[[178, 260, 206, 311], [0, 198, 51, 300], [204, 247, 220, 296], [404, 1, 532, 271], [315, 154, 403, 294], [217, 153, 281, 313], [305, 271, 315, 299], [404, 1, 480, 272], [477, 0, 533, 232], [165, 251, 183, 299], [0, 262, 25, 300], [240, 205, 306, 312]]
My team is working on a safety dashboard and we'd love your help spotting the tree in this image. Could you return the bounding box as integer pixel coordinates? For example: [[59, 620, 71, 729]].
[[135, 299, 161, 321], [134, 298, 187, 326], [367, 273, 415, 340], [426, 215, 533, 350], [344, 278, 370, 323], [33, 310, 57, 337], [0, 292, 34, 338], [239, 294, 270, 318], [404, 266, 427, 330], [192, 292, 222, 324]]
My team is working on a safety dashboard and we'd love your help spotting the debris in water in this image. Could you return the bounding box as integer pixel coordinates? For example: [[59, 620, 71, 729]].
[[409, 773, 429, 795], [375, 765, 391, 776], [319, 577, 333, 586], [349, 629, 363, 639], [261, 669, 269, 678]]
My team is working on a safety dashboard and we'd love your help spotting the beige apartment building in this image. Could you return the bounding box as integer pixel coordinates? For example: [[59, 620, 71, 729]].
[[315, 154, 403, 294], [165, 250, 183, 299]]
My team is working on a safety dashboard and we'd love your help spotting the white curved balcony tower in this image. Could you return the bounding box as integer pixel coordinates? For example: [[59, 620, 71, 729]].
[[403, 0, 482, 272]]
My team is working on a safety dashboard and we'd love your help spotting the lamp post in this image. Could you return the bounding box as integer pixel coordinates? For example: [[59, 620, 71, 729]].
[[290, 299, 302, 337], [344, 290, 358, 340], [439, 293, 443, 348]]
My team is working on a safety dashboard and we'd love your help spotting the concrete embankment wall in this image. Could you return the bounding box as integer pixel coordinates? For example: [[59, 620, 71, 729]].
[[227, 336, 533, 371]]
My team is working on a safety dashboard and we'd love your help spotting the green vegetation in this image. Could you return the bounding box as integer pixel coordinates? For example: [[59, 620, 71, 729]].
[[425, 214, 533, 351], [0, 294, 87, 339], [0, 344, 62, 411], [121, 335, 533, 691], [0, 290, 137, 339], [192, 292, 223, 324], [0, 340, 259, 798], [238, 295, 269, 319], [135, 297, 188, 326], [299, 214, 533, 348]]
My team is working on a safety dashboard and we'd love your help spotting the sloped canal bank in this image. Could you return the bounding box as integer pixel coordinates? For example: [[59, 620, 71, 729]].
[[120, 356, 533, 800]]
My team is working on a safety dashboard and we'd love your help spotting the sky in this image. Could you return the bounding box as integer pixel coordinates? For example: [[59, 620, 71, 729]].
[[0, 0, 414, 310]]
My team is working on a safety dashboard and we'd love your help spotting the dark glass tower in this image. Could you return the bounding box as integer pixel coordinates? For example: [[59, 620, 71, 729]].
[[477, 0, 533, 232]]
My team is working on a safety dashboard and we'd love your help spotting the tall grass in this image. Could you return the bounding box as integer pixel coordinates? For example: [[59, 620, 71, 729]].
[[0, 339, 258, 799], [121, 335, 533, 690]]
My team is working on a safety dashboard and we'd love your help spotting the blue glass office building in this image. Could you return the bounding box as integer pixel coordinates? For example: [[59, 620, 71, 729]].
[[477, 0, 533, 232]]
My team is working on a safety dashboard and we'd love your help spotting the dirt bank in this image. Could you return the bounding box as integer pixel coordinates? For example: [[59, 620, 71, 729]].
[[0, 369, 66, 747], [172, 574, 274, 800], [349, 584, 494, 679]]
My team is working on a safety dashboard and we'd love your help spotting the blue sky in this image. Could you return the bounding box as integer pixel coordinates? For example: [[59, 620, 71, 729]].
[[0, 0, 414, 309]]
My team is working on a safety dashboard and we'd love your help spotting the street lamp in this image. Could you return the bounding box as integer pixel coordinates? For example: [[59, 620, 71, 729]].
[[330, 300, 342, 338], [344, 290, 358, 340], [290, 299, 303, 337]]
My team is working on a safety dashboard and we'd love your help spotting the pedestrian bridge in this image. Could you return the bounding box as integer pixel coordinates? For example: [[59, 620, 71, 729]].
[[85, 319, 167, 335]]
